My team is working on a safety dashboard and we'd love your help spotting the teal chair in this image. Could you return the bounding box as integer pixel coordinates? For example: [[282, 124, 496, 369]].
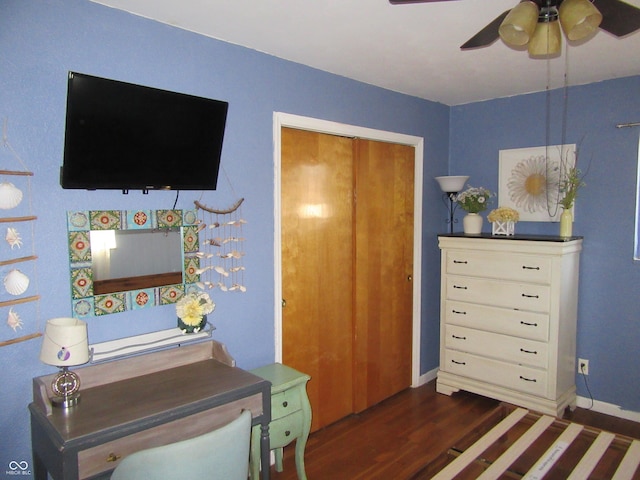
[[111, 410, 252, 480]]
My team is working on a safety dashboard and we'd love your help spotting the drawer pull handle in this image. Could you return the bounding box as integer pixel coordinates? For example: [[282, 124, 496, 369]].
[[106, 453, 121, 463], [452, 309, 467, 315], [452, 334, 467, 340], [451, 360, 466, 365], [453, 285, 468, 290], [520, 321, 538, 327], [519, 375, 537, 383], [285, 430, 291, 437], [453, 260, 468, 264], [522, 265, 540, 270], [282, 401, 288, 408], [520, 348, 537, 355], [521, 293, 539, 299]]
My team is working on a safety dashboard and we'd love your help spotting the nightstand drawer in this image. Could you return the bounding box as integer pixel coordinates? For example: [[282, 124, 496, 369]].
[[446, 251, 551, 284], [271, 388, 303, 420], [269, 411, 304, 449]]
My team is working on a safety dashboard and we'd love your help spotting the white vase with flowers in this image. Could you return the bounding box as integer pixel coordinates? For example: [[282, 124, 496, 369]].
[[456, 186, 494, 234]]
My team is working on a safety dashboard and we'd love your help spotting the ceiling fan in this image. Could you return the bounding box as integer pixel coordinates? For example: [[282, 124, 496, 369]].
[[390, 0, 640, 54]]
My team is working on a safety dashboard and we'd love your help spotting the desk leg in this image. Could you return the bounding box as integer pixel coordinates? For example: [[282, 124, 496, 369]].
[[260, 422, 270, 480], [32, 452, 47, 480]]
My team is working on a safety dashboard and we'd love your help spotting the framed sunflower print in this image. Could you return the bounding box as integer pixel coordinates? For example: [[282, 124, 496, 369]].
[[498, 144, 576, 222]]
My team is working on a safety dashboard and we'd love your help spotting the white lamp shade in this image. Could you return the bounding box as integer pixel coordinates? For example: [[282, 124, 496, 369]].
[[435, 176, 469, 193], [559, 0, 602, 41], [499, 1, 539, 47], [40, 317, 89, 367], [528, 20, 562, 56]]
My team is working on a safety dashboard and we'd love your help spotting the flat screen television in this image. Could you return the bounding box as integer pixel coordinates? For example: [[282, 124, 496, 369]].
[[61, 71, 228, 191]]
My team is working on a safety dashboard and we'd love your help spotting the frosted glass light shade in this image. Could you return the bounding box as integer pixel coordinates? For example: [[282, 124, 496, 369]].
[[528, 21, 562, 56], [499, 1, 539, 46], [40, 318, 89, 367], [435, 176, 469, 193], [559, 0, 602, 41]]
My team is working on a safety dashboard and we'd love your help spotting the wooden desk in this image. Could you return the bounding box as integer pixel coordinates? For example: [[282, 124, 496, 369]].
[[29, 340, 271, 480]]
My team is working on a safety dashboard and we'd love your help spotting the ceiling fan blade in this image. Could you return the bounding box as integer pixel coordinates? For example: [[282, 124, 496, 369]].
[[595, 0, 640, 37], [460, 10, 510, 50], [389, 0, 458, 4]]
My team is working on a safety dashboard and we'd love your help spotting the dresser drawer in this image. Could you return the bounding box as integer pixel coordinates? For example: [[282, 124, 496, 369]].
[[446, 250, 551, 284], [269, 410, 304, 449], [271, 387, 303, 420], [446, 276, 550, 313], [444, 300, 549, 342], [443, 349, 548, 397], [77, 393, 262, 479], [445, 325, 548, 368]]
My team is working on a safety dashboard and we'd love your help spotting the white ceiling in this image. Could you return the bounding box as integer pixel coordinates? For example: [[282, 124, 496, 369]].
[[92, 0, 640, 106]]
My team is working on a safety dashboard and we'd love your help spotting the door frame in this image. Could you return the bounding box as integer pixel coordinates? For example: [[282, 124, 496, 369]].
[[273, 112, 424, 388]]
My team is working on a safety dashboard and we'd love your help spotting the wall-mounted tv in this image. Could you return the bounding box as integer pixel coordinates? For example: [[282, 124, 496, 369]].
[[61, 71, 228, 192]]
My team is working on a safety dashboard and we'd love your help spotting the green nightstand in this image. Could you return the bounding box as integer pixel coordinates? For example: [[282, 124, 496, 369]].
[[249, 363, 312, 480]]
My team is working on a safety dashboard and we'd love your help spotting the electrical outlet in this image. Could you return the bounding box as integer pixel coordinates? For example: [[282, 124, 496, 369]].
[[578, 358, 589, 375]]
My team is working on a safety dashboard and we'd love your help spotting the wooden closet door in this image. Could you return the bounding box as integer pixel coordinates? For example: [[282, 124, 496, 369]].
[[353, 139, 414, 412], [281, 127, 355, 431]]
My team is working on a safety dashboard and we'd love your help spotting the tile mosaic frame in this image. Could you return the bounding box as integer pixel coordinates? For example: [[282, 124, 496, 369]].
[[67, 209, 200, 318]]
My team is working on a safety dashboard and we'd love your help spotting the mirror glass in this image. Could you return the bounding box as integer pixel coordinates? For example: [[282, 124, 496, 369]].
[[67, 209, 201, 317]]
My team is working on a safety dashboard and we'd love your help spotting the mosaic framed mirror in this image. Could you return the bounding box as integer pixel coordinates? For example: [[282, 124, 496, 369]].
[[67, 209, 201, 317]]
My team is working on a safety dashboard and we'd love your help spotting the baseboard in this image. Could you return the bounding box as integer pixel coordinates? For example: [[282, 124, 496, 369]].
[[576, 395, 640, 423], [416, 367, 439, 387]]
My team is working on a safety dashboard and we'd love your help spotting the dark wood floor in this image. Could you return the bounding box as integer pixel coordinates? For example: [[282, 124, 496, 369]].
[[267, 381, 640, 479]]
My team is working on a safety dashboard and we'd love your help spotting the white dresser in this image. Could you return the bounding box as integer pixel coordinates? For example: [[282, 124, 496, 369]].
[[436, 234, 582, 416]]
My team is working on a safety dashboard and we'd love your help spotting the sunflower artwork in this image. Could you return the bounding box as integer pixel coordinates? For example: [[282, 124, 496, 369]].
[[498, 144, 576, 222]]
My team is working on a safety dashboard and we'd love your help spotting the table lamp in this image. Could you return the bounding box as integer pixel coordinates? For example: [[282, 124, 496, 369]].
[[435, 176, 469, 233], [39, 317, 90, 408]]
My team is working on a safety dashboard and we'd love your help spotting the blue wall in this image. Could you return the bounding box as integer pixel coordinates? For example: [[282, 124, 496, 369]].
[[451, 76, 640, 413], [1, 0, 638, 473], [1, 0, 449, 470]]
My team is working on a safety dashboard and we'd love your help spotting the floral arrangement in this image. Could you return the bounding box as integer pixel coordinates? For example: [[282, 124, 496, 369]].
[[176, 291, 215, 332], [456, 186, 494, 213], [487, 207, 520, 223], [558, 167, 586, 210]]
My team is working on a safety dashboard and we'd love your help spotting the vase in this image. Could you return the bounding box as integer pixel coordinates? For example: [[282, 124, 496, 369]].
[[559, 209, 573, 237], [463, 213, 483, 234], [178, 315, 207, 334]]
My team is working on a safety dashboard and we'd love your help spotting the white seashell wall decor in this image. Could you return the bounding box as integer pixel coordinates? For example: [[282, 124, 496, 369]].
[[4, 269, 30, 296], [5, 227, 22, 249], [0, 182, 23, 210], [0, 121, 42, 347], [6, 308, 23, 331]]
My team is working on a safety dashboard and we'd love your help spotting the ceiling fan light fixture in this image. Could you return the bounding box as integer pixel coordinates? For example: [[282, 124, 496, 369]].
[[528, 18, 562, 56], [499, 1, 539, 46], [558, 0, 602, 41]]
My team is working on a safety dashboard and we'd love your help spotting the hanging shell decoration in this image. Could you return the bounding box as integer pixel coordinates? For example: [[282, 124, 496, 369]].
[[5, 227, 22, 249], [4, 269, 29, 296], [0, 182, 23, 210], [6, 308, 23, 331]]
